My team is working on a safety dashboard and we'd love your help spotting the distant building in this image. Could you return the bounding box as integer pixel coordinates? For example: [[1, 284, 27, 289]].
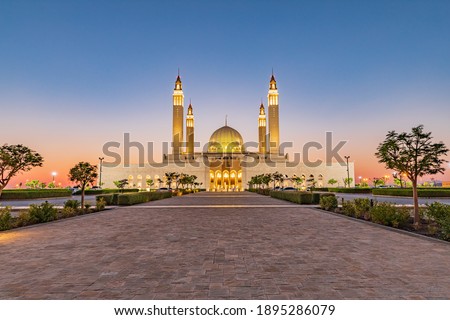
[[102, 74, 354, 191]]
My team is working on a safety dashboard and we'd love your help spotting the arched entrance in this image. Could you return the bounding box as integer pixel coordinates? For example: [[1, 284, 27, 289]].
[[209, 169, 242, 191]]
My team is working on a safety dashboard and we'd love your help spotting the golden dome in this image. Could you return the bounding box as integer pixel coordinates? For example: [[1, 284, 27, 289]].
[[208, 125, 244, 153]]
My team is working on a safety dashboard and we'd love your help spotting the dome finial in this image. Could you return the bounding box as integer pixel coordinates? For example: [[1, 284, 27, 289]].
[[225, 115, 228, 126]]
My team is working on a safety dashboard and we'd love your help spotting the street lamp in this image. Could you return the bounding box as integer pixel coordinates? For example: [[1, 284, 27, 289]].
[[51, 172, 57, 182], [98, 157, 104, 188], [344, 156, 350, 188]]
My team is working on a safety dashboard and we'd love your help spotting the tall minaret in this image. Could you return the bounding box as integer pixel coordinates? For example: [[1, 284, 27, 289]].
[[267, 73, 280, 154], [258, 102, 267, 154], [172, 73, 184, 155], [186, 102, 195, 154]]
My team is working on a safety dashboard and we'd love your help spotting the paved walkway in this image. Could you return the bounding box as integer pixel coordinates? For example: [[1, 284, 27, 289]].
[[0, 192, 448, 299]]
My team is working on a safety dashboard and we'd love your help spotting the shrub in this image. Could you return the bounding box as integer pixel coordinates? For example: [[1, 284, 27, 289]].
[[15, 210, 31, 227], [341, 200, 356, 216], [95, 194, 119, 205], [0, 189, 71, 200], [329, 188, 372, 194], [319, 195, 338, 211], [60, 207, 77, 218], [269, 191, 313, 204], [72, 188, 140, 195], [372, 188, 450, 197], [257, 189, 271, 196], [96, 198, 106, 211], [117, 191, 172, 206], [354, 198, 371, 218], [64, 199, 80, 210], [28, 201, 58, 223], [370, 203, 410, 228], [312, 193, 321, 204], [0, 206, 13, 231], [314, 187, 329, 192], [424, 202, 450, 240]]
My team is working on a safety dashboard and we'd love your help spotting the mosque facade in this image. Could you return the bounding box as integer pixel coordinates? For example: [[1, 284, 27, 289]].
[[102, 74, 355, 191]]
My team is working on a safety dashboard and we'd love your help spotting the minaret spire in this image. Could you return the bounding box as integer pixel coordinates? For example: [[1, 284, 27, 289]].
[[267, 71, 279, 154], [172, 72, 184, 155], [186, 100, 194, 154], [258, 102, 267, 154], [225, 115, 228, 126]]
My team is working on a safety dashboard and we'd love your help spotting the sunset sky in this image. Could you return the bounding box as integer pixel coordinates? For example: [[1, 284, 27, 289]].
[[1, 0, 450, 187]]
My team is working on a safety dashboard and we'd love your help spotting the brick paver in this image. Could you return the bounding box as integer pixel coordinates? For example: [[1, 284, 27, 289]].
[[0, 192, 449, 299]]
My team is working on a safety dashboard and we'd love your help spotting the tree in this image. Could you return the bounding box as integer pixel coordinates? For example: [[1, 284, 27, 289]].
[[375, 125, 448, 225], [114, 179, 128, 193], [0, 144, 43, 197], [292, 176, 304, 189], [392, 172, 405, 188], [68, 162, 98, 209], [372, 177, 385, 188], [26, 179, 41, 189], [272, 171, 284, 188], [261, 174, 272, 189], [343, 177, 353, 188], [307, 177, 317, 192], [146, 179, 154, 189], [327, 178, 338, 187], [164, 172, 178, 189]]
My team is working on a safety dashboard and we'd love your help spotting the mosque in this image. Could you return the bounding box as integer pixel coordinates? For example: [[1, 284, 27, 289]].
[[101, 74, 354, 191]]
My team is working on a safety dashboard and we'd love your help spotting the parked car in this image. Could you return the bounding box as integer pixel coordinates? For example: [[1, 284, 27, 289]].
[[281, 187, 297, 191], [157, 187, 170, 192]]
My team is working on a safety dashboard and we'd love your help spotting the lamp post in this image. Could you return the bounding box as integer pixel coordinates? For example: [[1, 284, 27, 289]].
[[98, 157, 104, 188], [51, 172, 57, 183], [344, 156, 350, 188]]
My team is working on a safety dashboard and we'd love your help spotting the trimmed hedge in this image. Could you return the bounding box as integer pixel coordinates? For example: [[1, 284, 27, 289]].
[[95, 193, 119, 205], [270, 191, 320, 204], [372, 188, 450, 197], [314, 187, 330, 192], [0, 189, 72, 200], [73, 188, 139, 195], [115, 191, 172, 206], [319, 194, 338, 211], [329, 188, 373, 194]]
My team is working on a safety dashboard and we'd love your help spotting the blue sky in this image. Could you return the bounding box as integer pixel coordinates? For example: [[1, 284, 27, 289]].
[[1, 0, 450, 183]]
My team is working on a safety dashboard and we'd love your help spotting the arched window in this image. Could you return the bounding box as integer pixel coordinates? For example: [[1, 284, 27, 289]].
[[318, 174, 324, 187]]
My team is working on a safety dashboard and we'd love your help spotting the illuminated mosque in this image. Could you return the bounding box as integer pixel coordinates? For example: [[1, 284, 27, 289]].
[[102, 74, 354, 191]]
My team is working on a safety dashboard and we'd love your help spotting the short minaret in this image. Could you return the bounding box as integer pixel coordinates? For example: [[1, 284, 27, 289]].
[[267, 73, 280, 154], [186, 102, 195, 154], [172, 74, 184, 155], [258, 102, 267, 154]]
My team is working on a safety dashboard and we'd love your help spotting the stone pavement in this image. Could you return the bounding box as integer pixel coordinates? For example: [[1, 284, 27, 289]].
[[0, 192, 448, 299]]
